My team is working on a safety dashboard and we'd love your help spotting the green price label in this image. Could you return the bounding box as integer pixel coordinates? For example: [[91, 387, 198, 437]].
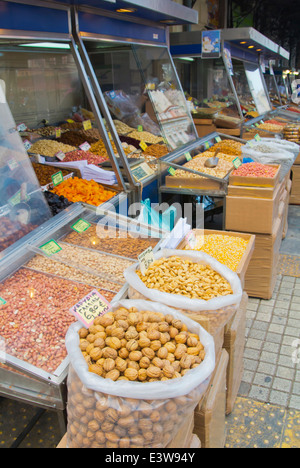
[[137, 125, 143, 132], [215, 136, 222, 143], [185, 152, 192, 162], [204, 142, 210, 150], [233, 157, 243, 169], [0, 297, 7, 306], [254, 134, 261, 142], [255, 123, 260, 127], [168, 167, 176, 176], [71, 219, 91, 234], [40, 240, 62, 257], [51, 171, 64, 187]]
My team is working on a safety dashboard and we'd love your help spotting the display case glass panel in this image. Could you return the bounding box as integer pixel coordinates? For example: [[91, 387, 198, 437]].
[[231, 59, 271, 116], [83, 40, 198, 152], [173, 57, 241, 122], [0, 85, 51, 259]]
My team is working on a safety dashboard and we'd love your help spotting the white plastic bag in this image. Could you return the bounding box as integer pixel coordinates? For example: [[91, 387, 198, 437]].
[[65, 300, 215, 448], [242, 141, 295, 181], [256, 138, 299, 159], [124, 249, 243, 334]]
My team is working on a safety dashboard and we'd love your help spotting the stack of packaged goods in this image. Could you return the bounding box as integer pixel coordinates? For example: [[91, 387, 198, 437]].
[[225, 159, 289, 300]]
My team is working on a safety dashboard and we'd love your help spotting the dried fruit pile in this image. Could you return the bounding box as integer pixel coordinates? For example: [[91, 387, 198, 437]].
[[51, 177, 115, 206]]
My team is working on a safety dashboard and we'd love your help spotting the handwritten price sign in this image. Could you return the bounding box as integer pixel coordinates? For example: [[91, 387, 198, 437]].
[[70, 290, 112, 328]]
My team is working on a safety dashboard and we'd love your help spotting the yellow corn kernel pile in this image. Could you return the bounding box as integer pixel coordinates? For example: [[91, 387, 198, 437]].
[[184, 234, 249, 272]]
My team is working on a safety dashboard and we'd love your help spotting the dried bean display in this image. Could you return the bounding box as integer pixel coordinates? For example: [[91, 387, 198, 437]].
[[183, 234, 249, 272], [208, 139, 244, 157], [28, 127, 68, 138], [232, 162, 277, 178], [51, 177, 115, 206], [63, 224, 160, 259], [0, 217, 37, 253], [26, 255, 122, 294], [200, 150, 237, 164], [0, 269, 99, 373], [29, 139, 76, 157], [171, 155, 233, 179], [62, 150, 108, 165], [51, 243, 135, 284], [128, 130, 163, 145], [136, 256, 233, 300]]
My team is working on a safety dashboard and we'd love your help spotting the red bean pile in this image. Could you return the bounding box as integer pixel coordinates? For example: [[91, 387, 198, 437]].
[[0, 268, 104, 374], [233, 162, 277, 178], [63, 150, 108, 165]]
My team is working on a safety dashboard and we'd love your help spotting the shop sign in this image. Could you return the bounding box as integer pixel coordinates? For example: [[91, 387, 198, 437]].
[[201, 30, 221, 59]]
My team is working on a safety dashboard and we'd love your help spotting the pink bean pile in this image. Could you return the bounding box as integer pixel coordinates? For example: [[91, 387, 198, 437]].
[[0, 268, 103, 374], [233, 162, 277, 178], [63, 150, 107, 165]]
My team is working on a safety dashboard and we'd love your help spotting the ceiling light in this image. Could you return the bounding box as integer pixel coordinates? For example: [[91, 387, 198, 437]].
[[19, 42, 70, 50], [240, 41, 247, 44], [248, 46, 254, 49]]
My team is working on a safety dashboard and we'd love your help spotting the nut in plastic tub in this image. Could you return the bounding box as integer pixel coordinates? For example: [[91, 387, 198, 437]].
[[65, 299, 216, 448], [124, 249, 243, 335]]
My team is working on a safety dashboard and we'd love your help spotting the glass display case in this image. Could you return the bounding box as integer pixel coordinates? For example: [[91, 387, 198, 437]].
[[0, 201, 165, 429], [0, 84, 52, 260], [173, 56, 242, 128]]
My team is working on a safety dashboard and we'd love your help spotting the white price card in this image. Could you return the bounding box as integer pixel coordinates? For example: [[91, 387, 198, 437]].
[[185, 230, 197, 249], [138, 247, 154, 276]]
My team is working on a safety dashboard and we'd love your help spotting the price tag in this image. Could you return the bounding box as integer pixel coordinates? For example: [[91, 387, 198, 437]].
[[254, 134, 261, 142], [215, 136, 222, 143], [185, 152, 192, 162], [8, 189, 29, 207], [109, 91, 116, 99], [83, 120, 92, 131], [168, 167, 176, 176], [66, 119, 75, 123], [55, 151, 66, 161], [137, 125, 143, 132], [7, 159, 18, 171], [23, 139, 32, 151], [233, 157, 243, 169], [138, 247, 154, 276], [204, 142, 210, 150], [185, 230, 197, 249], [17, 123, 27, 132], [55, 128, 62, 138], [255, 123, 260, 127], [71, 219, 91, 234], [139, 141, 148, 151], [70, 290, 112, 329], [80, 142, 91, 152], [51, 171, 64, 187], [39, 240, 62, 257], [0, 297, 7, 306]]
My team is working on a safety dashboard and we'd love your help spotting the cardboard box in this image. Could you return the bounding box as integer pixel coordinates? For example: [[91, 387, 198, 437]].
[[290, 165, 300, 205], [227, 185, 275, 199], [225, 182, 281, 235], [244, 214, 284, 299], [224, 292, 248, 415], [167, 414, 195, 448], [194, 349, 229, 449], [165, 173, 228, 191], [229, 164, 280, 188], [294, 152, 300, 165]]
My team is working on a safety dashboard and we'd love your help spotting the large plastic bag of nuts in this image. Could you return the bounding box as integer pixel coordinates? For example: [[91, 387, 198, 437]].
[[65, 299, 215, 449], [124, 249, 243, 335]]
